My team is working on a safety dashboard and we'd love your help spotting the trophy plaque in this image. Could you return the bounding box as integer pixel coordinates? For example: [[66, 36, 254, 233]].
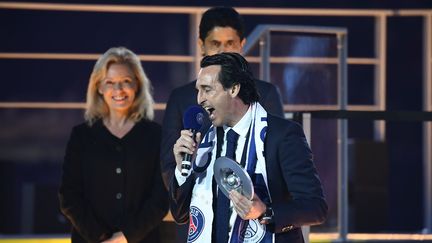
[[214, 156, 254, 200]]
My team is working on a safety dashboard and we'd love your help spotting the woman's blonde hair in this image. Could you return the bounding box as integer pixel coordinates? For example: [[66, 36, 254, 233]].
[[84, 47, 154, 125]]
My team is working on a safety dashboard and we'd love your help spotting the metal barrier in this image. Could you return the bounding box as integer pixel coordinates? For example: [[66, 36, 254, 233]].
[[295, 110, 432, 242], [243, 24, 348, 241]]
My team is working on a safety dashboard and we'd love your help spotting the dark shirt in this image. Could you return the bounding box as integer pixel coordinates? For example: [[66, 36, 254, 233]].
[[59, 119, 168, 243]]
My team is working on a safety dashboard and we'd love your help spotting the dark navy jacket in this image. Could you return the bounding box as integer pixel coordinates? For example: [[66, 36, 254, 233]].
[[169, 114, 328, 243]]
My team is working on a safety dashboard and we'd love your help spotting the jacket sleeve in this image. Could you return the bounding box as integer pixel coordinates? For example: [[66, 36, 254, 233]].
[[160, 89, 184, 190], [168, 173, 196, 224], [122, 145, 169, 242], [272, 122, 328, 232], [58, 127, 112, 243]]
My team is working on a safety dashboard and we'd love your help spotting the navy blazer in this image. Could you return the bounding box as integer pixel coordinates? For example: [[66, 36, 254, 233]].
[[169, 114, 327, 243]]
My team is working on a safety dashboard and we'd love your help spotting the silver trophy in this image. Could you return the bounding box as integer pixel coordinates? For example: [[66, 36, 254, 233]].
[[214, 156, 254, 200]]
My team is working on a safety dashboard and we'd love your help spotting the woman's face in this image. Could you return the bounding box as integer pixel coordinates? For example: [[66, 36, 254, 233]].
[[98, 63, 138, 115]]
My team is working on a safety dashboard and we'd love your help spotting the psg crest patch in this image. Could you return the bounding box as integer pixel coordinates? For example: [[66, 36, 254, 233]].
[[242, 219, 266, 242], [188, 206, 205, 242]]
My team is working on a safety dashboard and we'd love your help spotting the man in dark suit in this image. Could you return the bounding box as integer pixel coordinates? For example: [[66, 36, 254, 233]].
[[170, 52, 327, 243], [161, 6, 283, 189], [160, 7, 284, 242]]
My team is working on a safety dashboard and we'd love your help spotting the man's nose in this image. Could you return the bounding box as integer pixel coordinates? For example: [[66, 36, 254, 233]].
[[217, 45, 227, 54], [197, 90, 205, 105]]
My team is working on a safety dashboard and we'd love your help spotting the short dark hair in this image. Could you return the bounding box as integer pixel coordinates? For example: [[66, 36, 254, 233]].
[[199, 7, 245, 42], [200, 52, 259, 104]]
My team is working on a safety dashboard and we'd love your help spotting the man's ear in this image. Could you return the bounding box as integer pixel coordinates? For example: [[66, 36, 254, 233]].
[[240, 38, 246, 53], [198, 39, 206, 56], [230, 83, 241, 98]]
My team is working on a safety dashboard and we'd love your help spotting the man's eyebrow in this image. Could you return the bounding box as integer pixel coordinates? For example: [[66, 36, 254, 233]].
[[196, 84, 211, 89]]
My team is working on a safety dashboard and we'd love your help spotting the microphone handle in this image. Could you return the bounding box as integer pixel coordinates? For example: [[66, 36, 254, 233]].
[[181, 129, 196, 176]]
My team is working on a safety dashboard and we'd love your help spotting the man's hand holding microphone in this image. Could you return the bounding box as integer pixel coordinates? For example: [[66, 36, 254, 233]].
[[173, 130, 202, 175], [173, 105, 209, 177]]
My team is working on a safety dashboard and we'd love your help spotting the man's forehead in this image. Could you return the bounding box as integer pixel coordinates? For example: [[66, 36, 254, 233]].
[[207, 26, 240, 39], [197, 65, 221, 85]]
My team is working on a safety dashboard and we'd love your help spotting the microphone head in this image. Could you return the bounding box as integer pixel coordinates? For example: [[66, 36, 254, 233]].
[[183, 105, 208, 130]]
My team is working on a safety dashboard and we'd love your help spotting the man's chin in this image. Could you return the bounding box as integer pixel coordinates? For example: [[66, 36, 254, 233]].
[[211, 119, 222, 127]]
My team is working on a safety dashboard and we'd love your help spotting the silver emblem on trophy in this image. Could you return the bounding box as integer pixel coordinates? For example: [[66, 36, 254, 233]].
[[214, 156, 254, 200]]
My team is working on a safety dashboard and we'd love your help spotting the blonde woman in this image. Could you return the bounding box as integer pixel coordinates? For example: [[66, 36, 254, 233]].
[[59, 47, 168, 243]]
